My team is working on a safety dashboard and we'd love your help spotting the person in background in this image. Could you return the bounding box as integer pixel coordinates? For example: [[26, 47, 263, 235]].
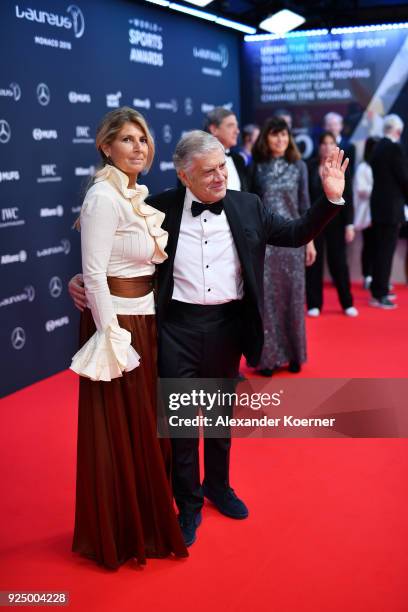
[[353, 136, 379, 290], [273, 108, 293, 130], [70, 107, 187, 569], [238, 123, 260, 166], [306, 130, 358, 318], [323, 112, 355, 174], [204, 107, 249, 191], [250, 117, 316, 376], [369, 114, 408, 309]]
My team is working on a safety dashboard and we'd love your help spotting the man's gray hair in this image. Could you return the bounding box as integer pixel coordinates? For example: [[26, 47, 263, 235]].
[[383, 113, 404, 135], [323, 112, 343, 126], [203, 106, 235, 131], [173, 130, 225, 173]]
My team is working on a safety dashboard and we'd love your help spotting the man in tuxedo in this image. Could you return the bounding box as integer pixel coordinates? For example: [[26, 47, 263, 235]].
[[204, 107, 249, 191], [369, 114, 408, 308], [69, 131, 348, 547]]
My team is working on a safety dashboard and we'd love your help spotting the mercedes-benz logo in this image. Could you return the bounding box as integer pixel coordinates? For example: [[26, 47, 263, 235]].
[[37, 83, 50, 106], [0, 120, 11, 144], [24, 285, 36, 302], [10, 83, 21, 102], [11, 326, 26, 350], [49, 276, 63, 298]]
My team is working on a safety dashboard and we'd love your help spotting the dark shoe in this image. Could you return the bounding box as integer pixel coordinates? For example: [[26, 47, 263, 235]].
[[288, 361, 301, 373], [178, 511, 202, 547], [257, 368, 275, 377], [369, 297, 397, 310], [203, 485, 248, 519]]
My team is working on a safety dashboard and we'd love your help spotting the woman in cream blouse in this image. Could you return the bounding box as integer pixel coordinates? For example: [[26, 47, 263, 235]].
[[70, 107, 187, 568]]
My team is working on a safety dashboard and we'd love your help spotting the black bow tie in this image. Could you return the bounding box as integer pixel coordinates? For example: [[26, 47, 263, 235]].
[[191, 200, 224, 217], [225, 150, 232, 156]]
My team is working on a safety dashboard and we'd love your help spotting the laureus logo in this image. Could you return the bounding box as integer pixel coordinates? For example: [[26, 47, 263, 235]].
[[15, 4, 85, 39], [67, 5, 85, 38]]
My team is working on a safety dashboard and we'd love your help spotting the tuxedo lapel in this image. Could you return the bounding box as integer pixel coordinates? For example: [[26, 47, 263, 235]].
[[164, 187, 185, 263], [223, 193, 258, 299]]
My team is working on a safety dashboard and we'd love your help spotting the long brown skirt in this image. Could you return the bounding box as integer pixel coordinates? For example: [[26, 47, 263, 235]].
[[72, 308, 188, 569]]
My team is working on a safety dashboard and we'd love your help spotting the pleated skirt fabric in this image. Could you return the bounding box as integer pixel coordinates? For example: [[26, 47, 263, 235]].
[[72, 308, 188, 569]]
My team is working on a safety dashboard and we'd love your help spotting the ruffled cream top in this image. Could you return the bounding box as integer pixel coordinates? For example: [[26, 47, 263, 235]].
[[70, 165, 168, 382]]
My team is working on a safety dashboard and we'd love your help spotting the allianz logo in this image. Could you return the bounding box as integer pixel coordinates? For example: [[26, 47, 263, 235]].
[[1, 250, 27, 265], [75, 165, 95, 176], [33, 128, 58, 141], [106, 92, 122, 108], [68, 91, 91, 103], [0, 285, 35, 308], [40, 205, 64, 217], [15, 4, 85, 38], [133, 98, 151, 109], [193, 44, 229, 69], [160, 161, 175, 172], [155, 99, 178, 113], [45, 315, 70, 332], [0, 83, 21, 101], [0, 170, 20, 182], [36, 239, 71, 257]]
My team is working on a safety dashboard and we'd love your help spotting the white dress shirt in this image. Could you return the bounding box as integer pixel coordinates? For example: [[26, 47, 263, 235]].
[[172, 188, 243, 305], [225, 152, 242, 191]]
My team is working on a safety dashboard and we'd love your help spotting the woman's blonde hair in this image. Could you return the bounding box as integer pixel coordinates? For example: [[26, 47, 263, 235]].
[[96, 106, 155, 170], [74, 107, 154, 230]]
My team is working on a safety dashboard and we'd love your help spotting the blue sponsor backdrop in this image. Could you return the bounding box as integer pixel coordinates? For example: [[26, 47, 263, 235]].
[[0, 0, 240, 397]]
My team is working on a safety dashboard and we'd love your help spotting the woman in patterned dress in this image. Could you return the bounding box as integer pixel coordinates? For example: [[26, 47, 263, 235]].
[[250, 117, 316, 376]]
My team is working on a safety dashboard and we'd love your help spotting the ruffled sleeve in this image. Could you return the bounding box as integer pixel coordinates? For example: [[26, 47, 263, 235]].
[[71, 322, 140, 382], [70, 184, 140, 381]]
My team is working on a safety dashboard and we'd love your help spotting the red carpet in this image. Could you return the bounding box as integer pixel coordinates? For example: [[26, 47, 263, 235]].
[[1, 284, 408, 611]]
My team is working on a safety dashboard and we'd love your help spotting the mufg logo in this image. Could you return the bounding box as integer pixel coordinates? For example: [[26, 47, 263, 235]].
[[15, 4, 85, 38]]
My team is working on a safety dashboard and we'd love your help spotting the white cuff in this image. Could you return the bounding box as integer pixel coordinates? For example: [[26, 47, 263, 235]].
[[70, 322, 140, 381], [328, 197, 345, 205]]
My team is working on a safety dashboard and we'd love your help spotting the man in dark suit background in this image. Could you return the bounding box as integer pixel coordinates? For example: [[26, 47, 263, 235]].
[[204, 107, 249, 191], [369, 114, 408, 309], [323, 112, 356, 176], [68, 131, 348, 547]]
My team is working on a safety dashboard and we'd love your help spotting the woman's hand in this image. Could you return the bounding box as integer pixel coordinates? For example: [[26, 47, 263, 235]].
[[322, 147, 349, 202], [68, 273, 86, 311], [305, 241, 317, 267]]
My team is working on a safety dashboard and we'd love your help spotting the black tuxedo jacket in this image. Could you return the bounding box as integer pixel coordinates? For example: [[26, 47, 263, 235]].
[[146, 188, 340, 366], [370, 137, 408, 224], [229, 151, 249, 192]]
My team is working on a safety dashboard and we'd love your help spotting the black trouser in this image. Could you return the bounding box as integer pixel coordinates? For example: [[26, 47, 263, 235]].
[[370, 223, 400, 299], [306, 220, 353, 311], [361, 226, 375, 279], [158, 300, 243, 515]]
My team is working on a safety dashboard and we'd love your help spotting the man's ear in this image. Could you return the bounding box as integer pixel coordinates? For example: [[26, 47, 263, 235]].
[[208, 124, 217, 137], [177, 169, 189, 188]]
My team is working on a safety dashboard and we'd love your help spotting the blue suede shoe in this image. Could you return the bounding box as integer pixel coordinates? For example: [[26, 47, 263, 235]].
[[203, 485, 249, 519], [178, 511, 202, 547]]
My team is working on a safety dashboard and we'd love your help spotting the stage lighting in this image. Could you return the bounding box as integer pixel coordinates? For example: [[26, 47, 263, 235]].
[[259, 9, 305, 35], [180, 0, 213, 5]]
